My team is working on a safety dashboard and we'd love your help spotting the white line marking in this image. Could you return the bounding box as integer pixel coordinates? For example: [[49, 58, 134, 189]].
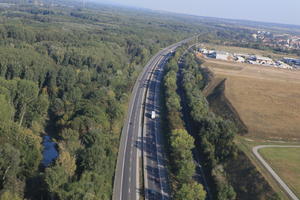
[[153, 64, 165, 199], [119, 87, 138, 200]]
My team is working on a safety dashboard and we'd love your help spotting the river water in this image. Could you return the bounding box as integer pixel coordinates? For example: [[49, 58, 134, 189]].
[[41, 135, 58, 167]]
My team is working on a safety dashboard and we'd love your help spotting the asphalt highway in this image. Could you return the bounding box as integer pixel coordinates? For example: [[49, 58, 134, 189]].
[[113, 38, 193, 200], [143, 53, 170, 200]]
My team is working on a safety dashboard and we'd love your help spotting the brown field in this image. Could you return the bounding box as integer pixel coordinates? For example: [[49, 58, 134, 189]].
[[204, 58, 300, 141]]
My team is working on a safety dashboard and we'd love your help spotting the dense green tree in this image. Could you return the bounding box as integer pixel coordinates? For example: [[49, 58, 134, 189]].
[[200, 117, 237, 162], [25, 92, 49, 128], [170, 129, 196, 183], [56, 67, 76, 92], [217, 184, 236, 200], [14, 79, 40, 126], [0, 144, 21, 193], [170, 129, 195, 160], [181, 52, 238, 199], [0, 94, 14, 122], [162, 52, 207, 199], [0, 191, 22, 200], [188, 91, 209, 121], [45, 165, 68, 199], [59, 128, 82, 156], [176, 182, 206, 200]]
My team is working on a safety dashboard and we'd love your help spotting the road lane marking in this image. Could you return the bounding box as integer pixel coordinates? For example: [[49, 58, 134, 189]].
[[119, 90, 137, 200], [153, 64, 165, 199]]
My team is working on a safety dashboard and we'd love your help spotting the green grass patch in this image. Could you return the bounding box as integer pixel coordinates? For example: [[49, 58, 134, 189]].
[[259, 147, 300, 198], [235, 137, 300, 200]]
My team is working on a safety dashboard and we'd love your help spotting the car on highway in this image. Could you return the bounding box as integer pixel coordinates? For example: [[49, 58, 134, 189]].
[[151, 111, 156, 119]]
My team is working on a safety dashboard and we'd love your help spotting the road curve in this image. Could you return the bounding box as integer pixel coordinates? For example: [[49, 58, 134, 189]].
[[112, 37, 193, 200], [252, 145, 300, 200]]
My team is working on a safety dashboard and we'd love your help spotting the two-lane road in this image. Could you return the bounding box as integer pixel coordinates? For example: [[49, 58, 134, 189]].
[[113, 38, 193, 200]]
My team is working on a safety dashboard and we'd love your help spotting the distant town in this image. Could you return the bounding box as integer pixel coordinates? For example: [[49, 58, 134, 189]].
[[252, 30, 300, 50], [196, 47, 300, 70]]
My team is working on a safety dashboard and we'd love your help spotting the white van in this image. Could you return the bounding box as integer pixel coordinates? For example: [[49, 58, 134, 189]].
[[151, 111, 156, 119]]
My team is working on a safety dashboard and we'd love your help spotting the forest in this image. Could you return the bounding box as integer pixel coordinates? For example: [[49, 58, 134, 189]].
[[0, 1, 208, 199], [180, 52, 238, 200], [161, 47, 206, 200], [161, 46, 237, 200]]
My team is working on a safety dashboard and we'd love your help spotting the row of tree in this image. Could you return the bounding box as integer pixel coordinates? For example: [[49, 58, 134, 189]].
[[162, 48, 206, 200], [181, 51, 282, 200], [181, 52, 238, 200]]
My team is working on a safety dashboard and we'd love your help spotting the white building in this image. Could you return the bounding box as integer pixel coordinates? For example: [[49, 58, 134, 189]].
[[275, 61, 293, 69], [216, 51, 233, 61], [256, 56, 274, 65], [198, 48, 209, 54], [235, 56, 245, 63]]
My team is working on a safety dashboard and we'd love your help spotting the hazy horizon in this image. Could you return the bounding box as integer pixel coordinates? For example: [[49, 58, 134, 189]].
[[93, 0, 300, 26]]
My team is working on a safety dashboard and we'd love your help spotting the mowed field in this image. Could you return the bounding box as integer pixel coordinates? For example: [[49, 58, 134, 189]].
[[204, 58, 300, 141], [259, 147, 300, 198]]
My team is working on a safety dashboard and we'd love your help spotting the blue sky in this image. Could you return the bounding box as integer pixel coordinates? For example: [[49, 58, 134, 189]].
[[94, 0, 300, 26]]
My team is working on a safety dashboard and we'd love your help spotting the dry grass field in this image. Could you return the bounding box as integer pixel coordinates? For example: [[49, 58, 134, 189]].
[[259, 147, 300, 198], [203, 58, 300, 141], [202, 55, 300, 200]]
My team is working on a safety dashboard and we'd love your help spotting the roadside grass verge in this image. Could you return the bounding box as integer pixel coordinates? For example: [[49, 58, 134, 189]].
[[236, 137, 300, 200], [259, 147, 300, 199]]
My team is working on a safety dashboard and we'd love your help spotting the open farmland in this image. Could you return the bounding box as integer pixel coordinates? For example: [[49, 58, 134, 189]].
[[204, 58, 300, 141], [259, 147, 300, 198], [203, 57, 300, 199]]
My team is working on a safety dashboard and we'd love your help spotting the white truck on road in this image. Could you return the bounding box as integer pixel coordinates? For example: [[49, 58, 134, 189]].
[[151, 111, 156, 119]]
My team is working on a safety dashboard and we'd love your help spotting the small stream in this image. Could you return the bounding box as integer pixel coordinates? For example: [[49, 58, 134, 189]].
[[41, 135, 59, 167]]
